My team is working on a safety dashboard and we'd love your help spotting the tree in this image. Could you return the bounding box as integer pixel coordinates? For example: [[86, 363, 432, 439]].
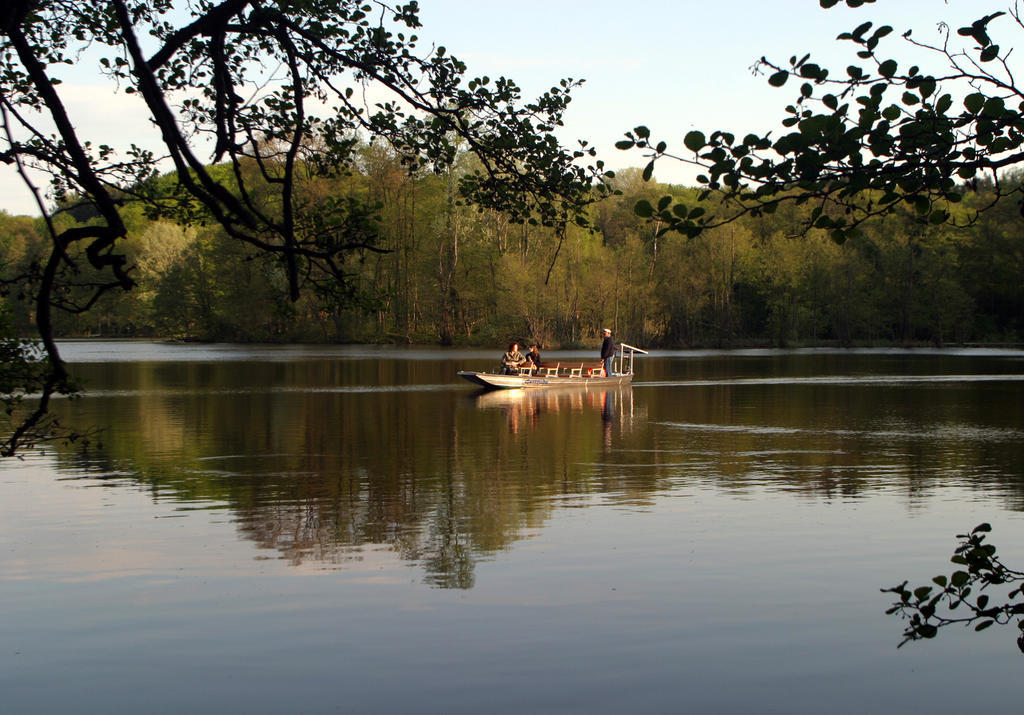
[[0, 307, 80, 456], [620, 1, 1024, 244], [0, 0, 610, 454], [882, 524, 1024, 654]]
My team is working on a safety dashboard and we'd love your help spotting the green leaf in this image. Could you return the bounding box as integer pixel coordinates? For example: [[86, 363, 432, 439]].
[[634, 199, 654, 218], [980, 45, 999, 62], [932, 575, 948, 587], [799, 63, 822, 79], [642, 161, 655, 182], [614, 140, 635, 150], [634, 125, 651, 140], [982, 96, 1005, 116], [878, 59, 898, 78], [657, 195, 672, 212], [768, 70, 789, 87], [684, 131, 706, 152], [852, 21, 873, 40], [964, 93, 985, 114], [990, 137, 1011, 154], [975, 620, 994, 631], [951, 570, 970, 588]]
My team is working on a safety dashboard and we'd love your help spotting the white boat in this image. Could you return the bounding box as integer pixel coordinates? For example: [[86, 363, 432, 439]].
[[458, 343, 648, 390]]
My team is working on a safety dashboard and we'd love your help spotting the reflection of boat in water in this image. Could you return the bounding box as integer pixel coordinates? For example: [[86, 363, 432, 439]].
[[471, 384, 636, 438], [458, 343, 648, 390], [473, 386, 627, 411], [458, 371, 633, 389]]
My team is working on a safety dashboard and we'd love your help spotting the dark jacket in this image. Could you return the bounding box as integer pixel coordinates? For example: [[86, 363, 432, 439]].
[[600, 335, 615, 360]]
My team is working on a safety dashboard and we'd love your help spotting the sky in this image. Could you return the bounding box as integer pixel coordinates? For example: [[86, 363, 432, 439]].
[[0, 0, 998, 216]]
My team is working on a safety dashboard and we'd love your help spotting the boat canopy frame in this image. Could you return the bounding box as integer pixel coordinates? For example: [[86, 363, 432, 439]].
[[614, 343, 648, 376]]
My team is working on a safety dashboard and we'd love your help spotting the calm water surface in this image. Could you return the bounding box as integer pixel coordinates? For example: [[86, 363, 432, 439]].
[[3, 342, 1024, 712]]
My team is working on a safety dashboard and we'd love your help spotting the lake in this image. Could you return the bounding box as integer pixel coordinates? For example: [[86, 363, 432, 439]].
[[3, 342, 1024, 713]]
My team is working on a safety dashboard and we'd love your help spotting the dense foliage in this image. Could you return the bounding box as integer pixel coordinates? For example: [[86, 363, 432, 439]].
[[3, 158, 1024, 349], [621, 2, 1024, 245]]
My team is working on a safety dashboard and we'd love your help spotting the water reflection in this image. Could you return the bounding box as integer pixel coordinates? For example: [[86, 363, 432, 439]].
[[471, 387, 637, 445], [33, 347, 1024, 587], [12, 345, 1024, 714], [44, 365, 650, 588]]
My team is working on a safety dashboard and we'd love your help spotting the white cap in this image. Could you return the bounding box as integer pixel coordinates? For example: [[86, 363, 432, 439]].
[[602, 328, 611, 334]]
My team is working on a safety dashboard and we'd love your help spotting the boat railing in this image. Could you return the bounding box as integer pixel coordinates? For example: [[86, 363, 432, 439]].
[[616, 343, 649, 376], [496, 344, 647, 378]]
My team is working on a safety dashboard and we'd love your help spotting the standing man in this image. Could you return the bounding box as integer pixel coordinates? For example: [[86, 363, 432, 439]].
[[600, 328, 615, 376]]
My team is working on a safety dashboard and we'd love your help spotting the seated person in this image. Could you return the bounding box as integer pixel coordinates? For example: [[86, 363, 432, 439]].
[[501, 342, 526, 374], [524, 344, 542, 370]]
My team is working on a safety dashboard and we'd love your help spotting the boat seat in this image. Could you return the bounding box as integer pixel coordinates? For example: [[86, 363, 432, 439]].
[[588, 366, 606, 377], [541, 365, 559, 376], [569, 364, 583, 377], [518, 366, 535, 375]]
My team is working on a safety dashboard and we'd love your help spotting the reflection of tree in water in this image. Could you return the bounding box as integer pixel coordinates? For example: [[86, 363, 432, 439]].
[[50, 377, 639, 589], [420, 509, 475, 590], [44, 357, 1024, 587], [231, 482, 475, 589]]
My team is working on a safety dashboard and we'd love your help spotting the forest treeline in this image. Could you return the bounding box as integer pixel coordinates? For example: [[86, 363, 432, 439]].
[[2, 144, 1023, 348]]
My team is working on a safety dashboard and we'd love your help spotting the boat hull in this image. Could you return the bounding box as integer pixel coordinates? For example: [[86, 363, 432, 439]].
[[457, 370, 633, 390]]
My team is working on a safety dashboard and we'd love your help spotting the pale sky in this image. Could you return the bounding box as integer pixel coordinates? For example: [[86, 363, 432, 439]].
[[0, 1, 997, 216]]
